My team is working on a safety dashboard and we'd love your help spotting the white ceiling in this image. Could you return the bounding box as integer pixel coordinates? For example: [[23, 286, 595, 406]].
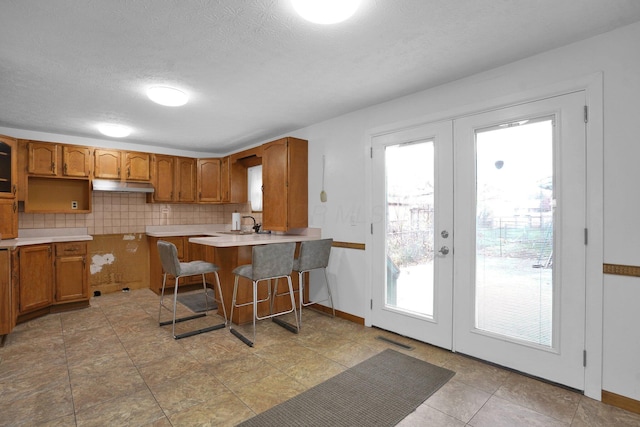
[[2, 0, 640, 155]]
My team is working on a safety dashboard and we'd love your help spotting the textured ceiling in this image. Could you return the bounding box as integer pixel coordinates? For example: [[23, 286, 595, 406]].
[[1, 0, 640, 154]]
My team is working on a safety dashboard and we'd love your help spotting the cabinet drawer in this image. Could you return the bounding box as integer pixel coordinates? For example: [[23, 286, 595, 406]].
[[55, 242, 87, 256]]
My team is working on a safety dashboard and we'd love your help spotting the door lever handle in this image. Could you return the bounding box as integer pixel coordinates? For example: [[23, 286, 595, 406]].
[[438, 246, 450, 255]]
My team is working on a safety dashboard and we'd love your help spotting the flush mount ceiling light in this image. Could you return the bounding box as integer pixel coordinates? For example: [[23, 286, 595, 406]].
[[147, 86, 188, 107], [292, 0, 362, 24], [98, 123, 131, 138]]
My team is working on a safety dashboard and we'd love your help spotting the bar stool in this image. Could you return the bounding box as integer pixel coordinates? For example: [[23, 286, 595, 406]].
[[229, 242, 298, 347], [294, 238, 335, 326], [157, 240, 228, 339]]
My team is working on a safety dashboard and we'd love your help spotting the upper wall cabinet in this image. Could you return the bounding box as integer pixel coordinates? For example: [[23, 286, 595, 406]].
[[62, 146, 92, 177], [19, 140, 92, 214], [27, 141, 58, 176], [149, 155, 196, 203], [150, 154, 175, 202], [197, 158, 221, 203], [26, 141, 91, 178], [176, 157, 197, 203], [262, 137, 308, 232], [94, 149, 151, 181], [0, 135, 18, 239], [220, 156, 230, 203], [0, 135, 17, 198], [93, 149, 121, 179], [197, 157, 232, 203], [124, 151, 151, 181]]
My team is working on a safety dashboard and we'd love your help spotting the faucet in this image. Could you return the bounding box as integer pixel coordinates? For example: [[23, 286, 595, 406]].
[[242, 216, 261, 233]]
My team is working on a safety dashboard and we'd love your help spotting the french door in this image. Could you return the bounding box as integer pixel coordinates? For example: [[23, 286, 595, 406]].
[[371, 121, 454, 349], [371, 91, 586, 390]]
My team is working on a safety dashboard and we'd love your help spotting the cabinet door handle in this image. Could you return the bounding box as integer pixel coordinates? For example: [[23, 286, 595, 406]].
[[127, 167, 131, 178], [64, 163, 68, 175], [13, 201, 16, 213], [51, 161, 55, 172], [12, 184, 16, 195], [117, 167, 121, 177]]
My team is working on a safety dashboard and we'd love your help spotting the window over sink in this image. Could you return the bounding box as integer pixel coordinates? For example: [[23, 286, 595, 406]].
[[248, 165, 263, 212]]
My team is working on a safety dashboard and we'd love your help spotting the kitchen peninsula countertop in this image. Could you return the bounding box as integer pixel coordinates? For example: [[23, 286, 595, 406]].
[[146, 225, 321, 247], [0, 228, 93, 249]]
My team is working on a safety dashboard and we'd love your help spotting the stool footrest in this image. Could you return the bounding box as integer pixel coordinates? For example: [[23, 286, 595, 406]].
[[159, 313, 206, 326], [272, 317, 299, 334], [173, 322, 226, 340], [230, 328, 254, 347]]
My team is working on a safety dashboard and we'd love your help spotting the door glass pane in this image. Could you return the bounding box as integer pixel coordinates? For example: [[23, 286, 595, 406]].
[[475, 118, 553, 346], [385, 140, 434, 317]]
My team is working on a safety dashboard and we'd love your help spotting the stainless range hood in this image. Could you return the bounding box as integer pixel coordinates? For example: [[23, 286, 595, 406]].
[[92, 179, 155, 193]]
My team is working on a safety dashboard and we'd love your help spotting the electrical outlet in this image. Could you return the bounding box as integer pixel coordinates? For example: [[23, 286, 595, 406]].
[[71, 201, 78, 209]]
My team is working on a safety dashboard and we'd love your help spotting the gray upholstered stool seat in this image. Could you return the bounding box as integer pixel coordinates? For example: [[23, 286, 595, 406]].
[[157, 240, 228, 339], [293, 238, 334, 325], [229, 242, 299, 347]]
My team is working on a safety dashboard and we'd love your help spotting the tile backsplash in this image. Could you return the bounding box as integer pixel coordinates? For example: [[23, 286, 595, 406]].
[[18, 192, 258, 235]]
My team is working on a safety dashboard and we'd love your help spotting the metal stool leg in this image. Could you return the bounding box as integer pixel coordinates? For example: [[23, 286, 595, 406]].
[[213, 271, 227, 325], [229, 275, 254, 347], [201, 273, 209, 312], [324, 268, 335, 317]]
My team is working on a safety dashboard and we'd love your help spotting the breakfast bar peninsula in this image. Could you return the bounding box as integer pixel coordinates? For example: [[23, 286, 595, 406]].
[[188, 229, 321, 324]]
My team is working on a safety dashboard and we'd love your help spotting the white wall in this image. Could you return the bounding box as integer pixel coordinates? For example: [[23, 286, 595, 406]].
[[282, 21, 640, 401]]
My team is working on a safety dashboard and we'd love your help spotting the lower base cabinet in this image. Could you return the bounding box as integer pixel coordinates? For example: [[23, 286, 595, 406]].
[[0, 249, 16, 340], [8, 241, 89, 329], [17, 244, 53, 313], [54, 242, 88, 303]]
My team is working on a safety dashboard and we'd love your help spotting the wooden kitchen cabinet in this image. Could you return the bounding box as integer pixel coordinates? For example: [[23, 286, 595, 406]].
[[262, 137, 308, 231], [0, 200, 18, 239], [149, 155, 196, 203], [94, 149, 122, 179], [197, 158, 222, 203], [0, 249, 16, 340], [26, 141, 91, 178], [62, 145, 92, 177], [123, 151, 151, 181], [95, 149, 151, 181], [150, 154, 175, 202], [220, 156, 230, 203], [0, 135, 18, 239], [54, 242, 88, 303], [16, 244, 54, 314], [27, 141, 58, 175], [17, 139, 92, 214], [5, 241, 90, 328], [176, 157, 197, 202], [197, 156, 230, 203]]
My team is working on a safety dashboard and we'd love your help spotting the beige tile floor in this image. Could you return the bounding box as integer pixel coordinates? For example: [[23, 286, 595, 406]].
[[1, 288, 640, 427]]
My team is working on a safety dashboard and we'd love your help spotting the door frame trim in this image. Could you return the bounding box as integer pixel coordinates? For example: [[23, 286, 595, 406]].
[[365, 72, 603, 400]]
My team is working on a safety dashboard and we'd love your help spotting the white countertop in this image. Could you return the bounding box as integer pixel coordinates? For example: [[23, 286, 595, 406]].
[[189, 231, 321, 248], [146, 225, 322, 247], [145, 224, 229, 237], [0, 228, 93, 249]]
